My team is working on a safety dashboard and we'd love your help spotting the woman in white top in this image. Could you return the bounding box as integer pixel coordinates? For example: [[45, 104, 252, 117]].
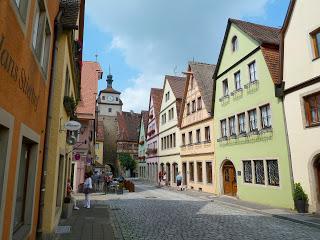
[[84, 173, 93, 208]]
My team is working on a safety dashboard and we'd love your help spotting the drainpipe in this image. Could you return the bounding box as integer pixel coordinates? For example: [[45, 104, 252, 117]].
[[37, 10, 62, 237]]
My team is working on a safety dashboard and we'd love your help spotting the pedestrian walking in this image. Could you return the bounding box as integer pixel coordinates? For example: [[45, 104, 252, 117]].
[[162, 171, 167, 186], [176, 172, 183, 191], [158, 171, 163, 186], [66, 179, 79, 210], [83, 173, 93, 208]]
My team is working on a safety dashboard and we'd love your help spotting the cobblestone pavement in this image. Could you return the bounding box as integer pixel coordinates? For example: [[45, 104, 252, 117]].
[[106, 182, 320, 240]]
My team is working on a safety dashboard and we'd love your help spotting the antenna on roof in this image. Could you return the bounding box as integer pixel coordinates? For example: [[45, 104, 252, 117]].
[[109, 64, 111, 75], [95, 53, 98, 62], [192, 57, 195, 63], [173, 65, 177, 76]]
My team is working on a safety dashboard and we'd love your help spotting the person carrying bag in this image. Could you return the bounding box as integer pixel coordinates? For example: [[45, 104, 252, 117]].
[[83, 173, 93, 208]]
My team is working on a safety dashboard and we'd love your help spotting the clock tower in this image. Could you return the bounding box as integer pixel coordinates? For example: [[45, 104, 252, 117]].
[[97, 72, 122, 174]]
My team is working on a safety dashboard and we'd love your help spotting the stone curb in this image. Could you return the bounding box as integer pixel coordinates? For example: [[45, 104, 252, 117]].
[[212, 199, 320, 230]]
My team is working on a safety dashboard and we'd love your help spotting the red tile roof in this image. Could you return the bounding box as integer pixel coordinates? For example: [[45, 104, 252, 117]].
[[117, 111, 141, 142], [141, 110, 149, 136], [166, 75, 186, 99], [76, 61, 102, 119], [261, 46, 281, 85], [150, 88, 163, 132]]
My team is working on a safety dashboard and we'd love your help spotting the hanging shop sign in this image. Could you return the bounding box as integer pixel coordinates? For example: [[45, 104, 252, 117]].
[[64, 121, 81, 131]]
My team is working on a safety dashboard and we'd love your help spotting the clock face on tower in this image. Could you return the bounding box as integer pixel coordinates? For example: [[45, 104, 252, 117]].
[[107, 96, 114, 102]]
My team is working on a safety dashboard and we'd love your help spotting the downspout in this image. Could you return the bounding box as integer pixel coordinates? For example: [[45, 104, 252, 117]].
[[37, 10, 62, 236]]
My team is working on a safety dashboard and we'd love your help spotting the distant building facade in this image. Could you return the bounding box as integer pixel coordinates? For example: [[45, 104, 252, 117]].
[[146, 88, 163, 183], [179, 62, 216, 193], [138, 111, 149, 179], [116, 111, 141, 177]]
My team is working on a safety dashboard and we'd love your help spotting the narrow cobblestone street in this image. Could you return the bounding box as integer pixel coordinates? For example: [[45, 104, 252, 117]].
[[58, 181, 320, 240]]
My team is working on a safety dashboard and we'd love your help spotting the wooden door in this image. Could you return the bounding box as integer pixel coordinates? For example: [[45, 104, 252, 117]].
[[223, 164, 237, 196], [317, 162, 320, 200]]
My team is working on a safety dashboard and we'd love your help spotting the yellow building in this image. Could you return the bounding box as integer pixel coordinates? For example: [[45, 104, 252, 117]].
[[179, 62, 216, 193], [95, 120, 105, 166], [38, 0, 84, 237]]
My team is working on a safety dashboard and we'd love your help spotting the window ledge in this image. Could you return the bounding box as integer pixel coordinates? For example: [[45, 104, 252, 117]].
[[230, 88, 243, 96], [244, 80, 259, 89], [219, 95, 230, 102]]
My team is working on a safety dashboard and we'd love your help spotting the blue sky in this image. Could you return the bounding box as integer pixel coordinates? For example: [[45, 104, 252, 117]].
[[83, 0, 290, 112]]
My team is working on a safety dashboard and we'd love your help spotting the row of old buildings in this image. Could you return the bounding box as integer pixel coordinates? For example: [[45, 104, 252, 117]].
[[0, 0, 107, 239], [137, 0, 320, 213]]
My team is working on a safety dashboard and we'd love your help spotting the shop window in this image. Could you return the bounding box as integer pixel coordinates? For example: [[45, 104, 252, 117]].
[[243, 160, 252, 183], [197, 162, 203, 182], [254, 160, 265, 185], [267, 160, 280, 186], [189, 162, 194, 181], [206, 162, 212, 184], [304, 92, 320, 126]]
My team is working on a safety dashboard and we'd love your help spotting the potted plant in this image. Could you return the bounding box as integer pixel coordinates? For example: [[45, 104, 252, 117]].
[[293, 183, 308, 213]]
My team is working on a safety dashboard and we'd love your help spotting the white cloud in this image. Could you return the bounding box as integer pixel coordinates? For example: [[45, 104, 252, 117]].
[[86, 0, 271, 112]]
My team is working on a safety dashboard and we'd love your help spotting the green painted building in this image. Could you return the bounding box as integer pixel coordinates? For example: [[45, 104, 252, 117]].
[[213, 19, 294, 209], [138, 111, 149, 179]]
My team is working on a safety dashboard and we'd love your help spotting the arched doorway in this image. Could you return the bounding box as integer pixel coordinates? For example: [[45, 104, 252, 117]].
[[222, 161, 237, 196], [166, 163, 171, 185]]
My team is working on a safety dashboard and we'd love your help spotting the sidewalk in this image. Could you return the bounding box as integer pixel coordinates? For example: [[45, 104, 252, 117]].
[[54, 195, 115, 240], [160, 183, 320, 230]]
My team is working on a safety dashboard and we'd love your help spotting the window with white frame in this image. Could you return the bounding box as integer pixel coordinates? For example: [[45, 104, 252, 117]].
[[234, 71, 241, 90], [14, 0, 29, 23], [192, 100, 196, 113], [165, 92, 170, 101], [173, 133, 176, 147], [229, 116, 236, 135], [222, 79, 229, 96], [248, 109, 257, 132], [238, 113, 246, 134], [220, 119, 227, 137], [32, 0, 51, 74], [249, 61, 257, 82], [260, 104, 272, 128]]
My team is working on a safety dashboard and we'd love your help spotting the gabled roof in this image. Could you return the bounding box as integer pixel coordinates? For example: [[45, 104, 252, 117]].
[[165, 75, 186, 99], [261, 47, 281, 85], [99, 87, 121, 95], [117, 111, 141, 142], [149, 88, 163, 132], [212, 18, 281, 114], [229, 19, 280, 46], [60, 0, 81, 29], [96, 121, 105, 142], [141, 110, 149, 138], [190, 62, 216, 113]]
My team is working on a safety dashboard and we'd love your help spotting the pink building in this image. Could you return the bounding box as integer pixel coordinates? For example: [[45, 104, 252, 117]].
[[146, 88, 163, 183], [73, 61, 103, 191]]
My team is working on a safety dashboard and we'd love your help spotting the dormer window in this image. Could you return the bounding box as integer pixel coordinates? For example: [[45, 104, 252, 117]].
[[232, 36, 238, 52]]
